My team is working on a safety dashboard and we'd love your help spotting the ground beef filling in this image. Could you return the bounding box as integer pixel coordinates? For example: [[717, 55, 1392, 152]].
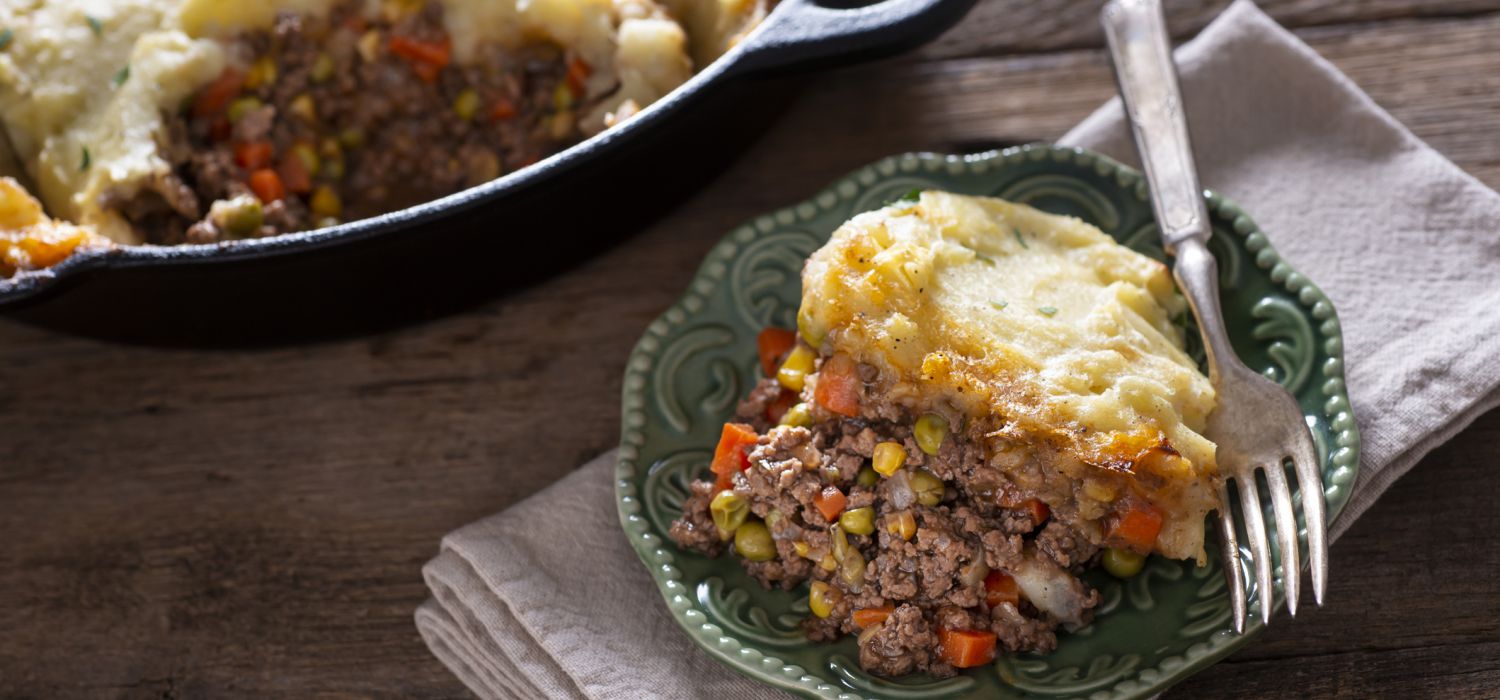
[[669, 376, 1107, 679], [135, 0, 589, 243]]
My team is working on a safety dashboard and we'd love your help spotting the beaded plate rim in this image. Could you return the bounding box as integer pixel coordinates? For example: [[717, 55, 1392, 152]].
[[614, 144, 1360, 700]]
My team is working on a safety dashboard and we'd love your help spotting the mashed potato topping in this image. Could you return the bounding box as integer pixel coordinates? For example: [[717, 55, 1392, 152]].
[[0, 0, 766, 258], [0, 0, 226, 243], [0, 177, 107, 276], [799, 191, 1219, 561]]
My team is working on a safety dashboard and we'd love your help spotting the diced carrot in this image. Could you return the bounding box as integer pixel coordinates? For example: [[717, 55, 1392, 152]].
[[490, 97, 518, 121], [937, 629, 997, 668], [813, 486, 847, 522], [389, 35, 451, 79], [410, 60, 442, 83], [1022, 498, 1050, 526], [248, 169, 285, 203], [389, 35, 451, 66], [814, 353, 861, 417], [278, 153, 313, 194], [765, 390, 797, 424], [234, 141, 274, 170], [566, 56, 591, 96], [983, 571, 1019, 608], [851, 605, 894, 630], [710, 423, 758, 482], [388, 34, 451, 83], [191, 67, 245, 118], [756, 327, 797, 377], [1108, 502, 1164, 554]]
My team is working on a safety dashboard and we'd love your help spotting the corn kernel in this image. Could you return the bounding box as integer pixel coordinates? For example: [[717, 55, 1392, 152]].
[[1083, 478, 1118, 503], [552, 83, 574, 111], [886, 510, 916, 541], [309, 186, 342, 219], [872, 441, 906, 477], [777, 345, 816, 392], [245, 56, 277, 89], [809, 581, 839, 619], [453, 88, 480, 122], [288, 93, 317, 123], [793, 541, 810, 558], [797, 306, 825, 348], [357, 30, 382, 63]]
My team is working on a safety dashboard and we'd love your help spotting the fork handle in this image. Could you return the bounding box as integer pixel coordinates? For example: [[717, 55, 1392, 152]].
[[1102, 0, 1235, 378], [1102, 0, 1209, 252]]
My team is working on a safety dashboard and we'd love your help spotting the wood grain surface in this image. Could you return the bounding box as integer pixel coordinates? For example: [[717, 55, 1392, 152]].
[[2, 1, 1498, 697]]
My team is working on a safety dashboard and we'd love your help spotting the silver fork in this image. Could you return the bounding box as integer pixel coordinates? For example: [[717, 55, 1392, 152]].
[[1101, 0, 1327, 632]]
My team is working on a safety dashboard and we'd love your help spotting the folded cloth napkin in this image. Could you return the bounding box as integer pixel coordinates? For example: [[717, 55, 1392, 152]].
[[417, 1, 1500, 697]]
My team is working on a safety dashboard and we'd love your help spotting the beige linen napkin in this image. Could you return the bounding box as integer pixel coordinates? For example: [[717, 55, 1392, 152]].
[[417, 2, 1500, 697]]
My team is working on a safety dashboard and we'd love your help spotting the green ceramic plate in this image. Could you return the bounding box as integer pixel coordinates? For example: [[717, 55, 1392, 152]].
[[615, 145, 1360, 700]]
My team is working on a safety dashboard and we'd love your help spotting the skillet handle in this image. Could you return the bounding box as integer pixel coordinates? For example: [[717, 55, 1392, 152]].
[[728, 0, 977, 76]]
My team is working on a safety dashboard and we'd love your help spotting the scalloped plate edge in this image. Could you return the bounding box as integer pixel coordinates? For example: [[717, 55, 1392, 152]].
[[615, 143, 1360, 700]]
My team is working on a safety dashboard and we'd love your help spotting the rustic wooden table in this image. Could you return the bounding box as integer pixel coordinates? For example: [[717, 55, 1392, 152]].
[[3, 1, 1498, 697]]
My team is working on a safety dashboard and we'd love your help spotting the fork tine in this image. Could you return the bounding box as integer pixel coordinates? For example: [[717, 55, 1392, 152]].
[[1289, 426, 1328, 606], [1263, 459, 1300, 616], [1236, 473, 1276, 625], [1215, 479, 1246, 633]]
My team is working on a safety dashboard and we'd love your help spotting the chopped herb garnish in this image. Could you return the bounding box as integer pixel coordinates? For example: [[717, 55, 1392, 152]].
[[112, 64, 130, 86], [79, 146, 91, 171], [973, 251, 995, 266], [1012, 227, 1029, 249], [885, 188, 922, 206], [1038, 305, 1058, 316], [990, 300, 1008, 310], [86, 15, 103, 36], [0, 28, 12, 51]]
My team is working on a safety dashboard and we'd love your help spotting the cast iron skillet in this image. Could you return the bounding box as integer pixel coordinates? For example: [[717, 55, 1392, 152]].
[[0, 0, 975, 345]]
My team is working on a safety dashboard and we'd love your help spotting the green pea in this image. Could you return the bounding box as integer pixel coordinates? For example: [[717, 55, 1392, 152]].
[[839, 548, 866, 589], [208, 195, 263, 238], [1102, 546, 1146, 578], [829, 523, 851, 562], [733, 520, 776, 562], [914, 413, 948, 455], [910, 469, 944, 507], [338, 127, 366, 149], [710, 490, 749, 539], [779, 402, 813, 428], [226, 96, 263, 124], [855, 467, 879, 488], [839, 507, 875, 536], [310, 52, 335, 83], [453, 88, 480, 121]]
